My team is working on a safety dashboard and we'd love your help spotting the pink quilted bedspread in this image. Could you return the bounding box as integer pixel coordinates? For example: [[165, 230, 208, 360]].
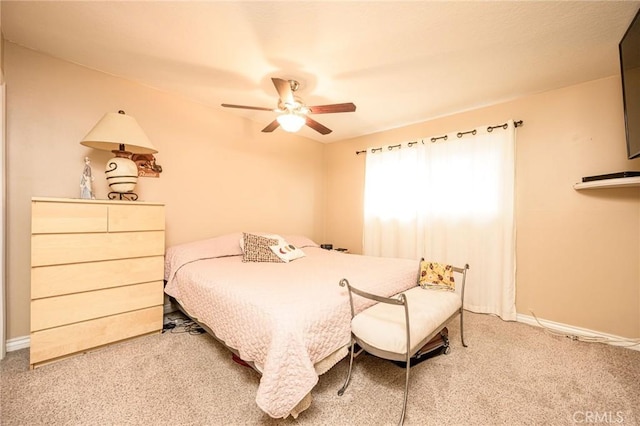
[[164, 235, 419, 418]]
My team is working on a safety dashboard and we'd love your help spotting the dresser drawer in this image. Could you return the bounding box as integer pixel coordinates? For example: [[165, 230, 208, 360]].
[[31, 231, 165, 266], [30, 306, 163, 366], [108, 204, 165, 232], [31, 256, 164, 299], [31, 281, 164, 331], [32, 201, 107, 234]]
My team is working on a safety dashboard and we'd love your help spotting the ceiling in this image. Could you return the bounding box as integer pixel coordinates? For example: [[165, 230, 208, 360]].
[[2, 1, 640, 143]]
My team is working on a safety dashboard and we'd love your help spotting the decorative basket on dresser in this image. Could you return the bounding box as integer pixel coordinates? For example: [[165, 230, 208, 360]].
[[30, 197, 165, 368]]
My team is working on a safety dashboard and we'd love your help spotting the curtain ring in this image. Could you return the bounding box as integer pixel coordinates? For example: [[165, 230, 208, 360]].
[[457, 129, 476, 138]]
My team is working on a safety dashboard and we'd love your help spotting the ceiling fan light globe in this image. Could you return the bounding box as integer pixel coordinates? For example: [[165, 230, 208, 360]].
[[277, 113, 305, 132]]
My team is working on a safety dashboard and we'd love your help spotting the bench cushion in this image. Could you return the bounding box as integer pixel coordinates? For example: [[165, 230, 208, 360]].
[[351, 286, 461, 355]]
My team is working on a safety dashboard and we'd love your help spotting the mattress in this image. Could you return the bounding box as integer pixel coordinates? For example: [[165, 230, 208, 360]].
[[164, 232, 419, 418]]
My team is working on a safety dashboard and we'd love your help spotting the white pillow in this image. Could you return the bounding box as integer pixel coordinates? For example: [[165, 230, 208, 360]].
[[269, 241, 306, 263], [283, 235, 319, 248]]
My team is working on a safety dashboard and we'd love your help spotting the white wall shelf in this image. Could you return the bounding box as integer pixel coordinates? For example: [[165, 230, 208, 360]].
[[573, 176, 640, 190]]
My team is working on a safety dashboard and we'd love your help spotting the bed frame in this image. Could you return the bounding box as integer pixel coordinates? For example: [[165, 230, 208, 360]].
[[170, 296, 261, 372]]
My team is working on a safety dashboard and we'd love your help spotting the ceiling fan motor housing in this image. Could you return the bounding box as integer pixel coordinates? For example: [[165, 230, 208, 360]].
[[288, 80, 300, 92], [221, 77, 356, 135]]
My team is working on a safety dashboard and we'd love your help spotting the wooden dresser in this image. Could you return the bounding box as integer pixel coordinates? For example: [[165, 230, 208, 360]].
[[30, 197, 165, 368]]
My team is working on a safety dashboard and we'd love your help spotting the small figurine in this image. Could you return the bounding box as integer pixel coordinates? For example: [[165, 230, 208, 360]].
[[80, 156, 96, 199]]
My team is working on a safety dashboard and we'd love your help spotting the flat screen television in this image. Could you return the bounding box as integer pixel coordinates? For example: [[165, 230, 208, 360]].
[[619, 8, 640, 160]]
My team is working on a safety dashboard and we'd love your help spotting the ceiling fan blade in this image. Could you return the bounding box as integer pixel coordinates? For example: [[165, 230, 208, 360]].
[[305, 116, 332, 135], [271, 78, 294, 105], [221, 103, 275, 112], [262, 120, 280, 133], [308, 103, 357, 114]]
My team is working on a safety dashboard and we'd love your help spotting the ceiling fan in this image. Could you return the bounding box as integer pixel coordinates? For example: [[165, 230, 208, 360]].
[[221, 78, 356, 135]]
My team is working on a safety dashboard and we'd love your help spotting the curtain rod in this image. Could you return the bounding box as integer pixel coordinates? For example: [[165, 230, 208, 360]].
[[355, 120, 523, 155]]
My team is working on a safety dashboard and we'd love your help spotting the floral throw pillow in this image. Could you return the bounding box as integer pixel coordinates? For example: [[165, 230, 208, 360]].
[[242, 233, 284, 263], [419, 261, 455, 291]]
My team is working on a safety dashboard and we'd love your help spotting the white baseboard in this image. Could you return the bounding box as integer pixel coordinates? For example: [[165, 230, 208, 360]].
[[517, 313, 640, 352], [6, 335, 30, 352]]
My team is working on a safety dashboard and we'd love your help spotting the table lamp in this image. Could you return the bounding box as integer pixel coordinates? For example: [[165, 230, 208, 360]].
[[80, 110, 156, 200]]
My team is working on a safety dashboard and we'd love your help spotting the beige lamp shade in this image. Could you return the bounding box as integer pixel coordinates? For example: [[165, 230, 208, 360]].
[[80, 110, 156, 199], [80, 110, 157, 154]]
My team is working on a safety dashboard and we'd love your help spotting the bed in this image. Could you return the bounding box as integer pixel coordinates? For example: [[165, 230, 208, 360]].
[[163, 232, 420, 419]]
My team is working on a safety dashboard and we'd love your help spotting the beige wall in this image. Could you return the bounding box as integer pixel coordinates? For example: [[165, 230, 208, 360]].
[[325, 76, 640, 338], [4, 41, 640, 342], [4, 43, 325, 339]]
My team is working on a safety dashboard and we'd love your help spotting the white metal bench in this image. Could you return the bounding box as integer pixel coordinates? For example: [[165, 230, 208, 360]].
[[337, 263, 469, 425]]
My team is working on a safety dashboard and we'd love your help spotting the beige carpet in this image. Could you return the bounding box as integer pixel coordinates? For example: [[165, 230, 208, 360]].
[[1, 312, 639, 425]]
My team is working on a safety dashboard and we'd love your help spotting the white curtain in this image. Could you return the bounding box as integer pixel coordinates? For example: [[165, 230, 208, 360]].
[[363, 121, 516, 320]]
